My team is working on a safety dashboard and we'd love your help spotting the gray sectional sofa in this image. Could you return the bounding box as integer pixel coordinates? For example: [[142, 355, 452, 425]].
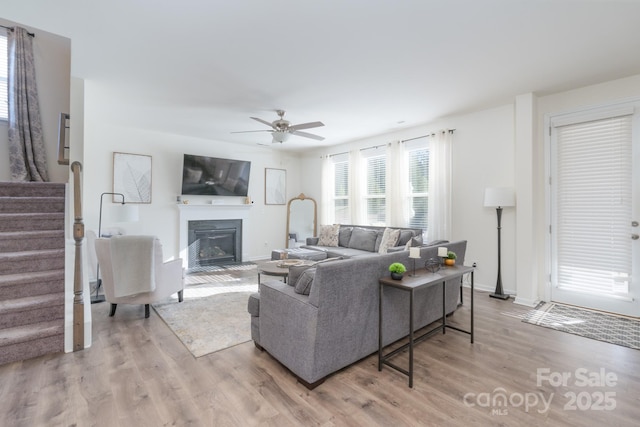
[[248, 239, 467, 388], [302, 224, 424, 258]]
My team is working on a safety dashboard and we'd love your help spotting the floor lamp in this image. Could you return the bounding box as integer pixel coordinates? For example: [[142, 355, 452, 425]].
[[92, 192, 138, 304], [484, 187, 515, 300]]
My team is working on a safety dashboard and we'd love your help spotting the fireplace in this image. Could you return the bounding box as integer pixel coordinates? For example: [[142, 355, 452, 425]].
[[187, 219, 242, 269], [177, 203, 251, 270]]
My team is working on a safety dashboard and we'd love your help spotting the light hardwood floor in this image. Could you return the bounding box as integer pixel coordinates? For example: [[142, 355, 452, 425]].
[[1, 267, 639, 426]]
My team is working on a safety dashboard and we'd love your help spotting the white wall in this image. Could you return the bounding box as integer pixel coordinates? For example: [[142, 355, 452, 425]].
[[0, 18, 70, 182], [81, 81, 302, 261]]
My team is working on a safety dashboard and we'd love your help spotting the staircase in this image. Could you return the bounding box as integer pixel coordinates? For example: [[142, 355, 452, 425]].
[[0, 182, 66, 365]]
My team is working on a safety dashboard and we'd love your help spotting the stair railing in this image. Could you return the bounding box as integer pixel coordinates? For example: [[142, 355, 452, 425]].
[[70, 161, 84, 351]]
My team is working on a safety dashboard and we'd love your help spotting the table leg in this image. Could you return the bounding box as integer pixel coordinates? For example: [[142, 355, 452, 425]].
[[471, 270, 474, 343], [409, 289, 414, 388], [378, 282, 383, 371], [442, 281, 446, 334]]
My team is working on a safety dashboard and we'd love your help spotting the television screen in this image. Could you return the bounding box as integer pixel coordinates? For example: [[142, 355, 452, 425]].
[[181, 154, 251, 196]]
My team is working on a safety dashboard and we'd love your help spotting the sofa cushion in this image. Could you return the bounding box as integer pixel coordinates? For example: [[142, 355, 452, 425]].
[[397, 229, 415, 247], [348, 227, 378, 252], [378, 228, 401, 254], [404, 235, 424, 249], [338, 227, 353, 247], [288, 263, 312, 287], [318, 224, 340, 247], [247, 292, 260, 317], [294, 268, 317, 295]]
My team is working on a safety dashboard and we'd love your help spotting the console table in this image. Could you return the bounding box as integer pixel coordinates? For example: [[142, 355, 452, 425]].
[[378, 265, 474, 387]]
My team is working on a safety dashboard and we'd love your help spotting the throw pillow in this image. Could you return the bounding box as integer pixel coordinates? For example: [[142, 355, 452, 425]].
[[378, 228, 401, 254], [294, 268, 317, 295], [338, 227, 353, 247], [348, 227, 378, 252], [404, 235, 424, 250], [317, 224, 340, 247], [397, 230, 415, 247], [288, 263, 314, 287]]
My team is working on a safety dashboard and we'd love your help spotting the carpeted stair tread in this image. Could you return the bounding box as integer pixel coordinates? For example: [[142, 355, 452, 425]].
[[0, 270, 64, 301], [0, 196, 65, 213], [0, 248, 65, 261], [0, 249, 65, 275], [0, 293, 65, 314], [0, 182, 65, 197], [0, 213, 65, 232], [0, 269, 65, 286], [0, 230, 65, 252], [0, 320, 64, 347], [0, 294, 64, 329]]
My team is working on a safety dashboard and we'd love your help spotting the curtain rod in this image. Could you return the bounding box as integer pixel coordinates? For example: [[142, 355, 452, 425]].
[[324, 128, 456, 158], [0, 25, 35, 37]]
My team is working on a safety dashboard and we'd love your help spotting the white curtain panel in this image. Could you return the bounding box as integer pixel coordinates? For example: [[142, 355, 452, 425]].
[[7, 26, 49, 182], [426, 130, 452, 240], [320, 155, 334, 225], [388, 141, 410, 226], [349, 148, 365, 224]]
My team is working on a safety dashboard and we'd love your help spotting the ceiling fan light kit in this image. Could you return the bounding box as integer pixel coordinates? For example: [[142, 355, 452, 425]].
[[232, 110, 325, 144]]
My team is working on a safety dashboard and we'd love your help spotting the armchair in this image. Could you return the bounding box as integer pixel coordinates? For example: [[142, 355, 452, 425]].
[[94, 235, 184, 318]]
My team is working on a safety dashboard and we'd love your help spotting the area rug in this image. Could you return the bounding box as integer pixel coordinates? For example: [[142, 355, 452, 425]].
[[521, 302, 640, 350], [153, 278, 258, 357]]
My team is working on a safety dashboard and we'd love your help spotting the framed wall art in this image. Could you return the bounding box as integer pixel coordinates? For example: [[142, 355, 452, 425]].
[[113, 152, 152, 203], [265, 168, 286, 205]]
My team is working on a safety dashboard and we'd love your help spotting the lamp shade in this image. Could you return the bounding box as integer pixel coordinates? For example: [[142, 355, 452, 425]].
[[109, 204, 139, 223], [484, 187, 516, 208]]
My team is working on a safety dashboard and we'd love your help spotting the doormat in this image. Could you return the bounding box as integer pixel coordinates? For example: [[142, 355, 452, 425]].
[[521, 302, 640, 350]]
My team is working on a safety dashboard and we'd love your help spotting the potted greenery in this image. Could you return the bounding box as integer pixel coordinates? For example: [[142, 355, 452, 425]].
[[444, 251, 457, 266], [389, 262, 407, 280]]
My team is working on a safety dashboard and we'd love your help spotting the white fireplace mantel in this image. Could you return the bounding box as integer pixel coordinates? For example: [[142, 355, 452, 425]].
[[177, 203, 252, 268]]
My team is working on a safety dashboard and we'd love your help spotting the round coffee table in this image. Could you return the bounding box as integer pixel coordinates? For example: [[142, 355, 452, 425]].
[[256, 260, 310, 284]]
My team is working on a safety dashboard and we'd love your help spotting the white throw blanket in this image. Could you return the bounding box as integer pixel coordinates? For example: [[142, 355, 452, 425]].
[[110, 235, 156, 297]]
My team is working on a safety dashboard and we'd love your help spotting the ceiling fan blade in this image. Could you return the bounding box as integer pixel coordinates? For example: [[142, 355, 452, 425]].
[[250, 117, 275, 128], [289, 121, 324, 131], [231, 130, 272, 134], [291, 130, 325, 141]]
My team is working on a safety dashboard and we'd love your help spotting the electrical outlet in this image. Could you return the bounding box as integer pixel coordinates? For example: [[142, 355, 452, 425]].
[[472, 261, 478, 268]]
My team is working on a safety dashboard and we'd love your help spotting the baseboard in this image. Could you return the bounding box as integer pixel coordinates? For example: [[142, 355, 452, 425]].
[[513, 296, 540, 307]]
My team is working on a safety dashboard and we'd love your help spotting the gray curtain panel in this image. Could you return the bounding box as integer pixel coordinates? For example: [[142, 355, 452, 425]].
[[8, 26, 49, 182]]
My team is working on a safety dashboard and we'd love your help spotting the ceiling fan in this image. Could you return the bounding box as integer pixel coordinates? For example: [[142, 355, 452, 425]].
[[232, 110, 325, 143]]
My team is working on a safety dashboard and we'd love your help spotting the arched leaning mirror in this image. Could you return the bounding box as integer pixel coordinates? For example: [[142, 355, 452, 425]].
[[286, 193, 317, 248]]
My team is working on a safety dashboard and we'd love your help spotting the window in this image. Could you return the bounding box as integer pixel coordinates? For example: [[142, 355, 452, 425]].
[[407, 146, 429, 231], [333, 154, 350, 224], [364, 152, 386, 226], [0, 30, 7, 121]]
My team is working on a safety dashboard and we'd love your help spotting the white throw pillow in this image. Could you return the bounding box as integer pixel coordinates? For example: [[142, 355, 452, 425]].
[[378, 228, 401, 254], [317, 224, 340, 247]]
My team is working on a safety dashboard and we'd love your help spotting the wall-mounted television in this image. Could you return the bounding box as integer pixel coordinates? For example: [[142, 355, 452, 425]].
[[181, 154, 251, 196]]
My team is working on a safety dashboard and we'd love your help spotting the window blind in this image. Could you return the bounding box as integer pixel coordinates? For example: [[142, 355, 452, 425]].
[[333, 159, 350, 224], [0, 31, 7, 121], [407, 147, 429, 231], [555, 115, 632, 296], [366, 154, 386, 225]]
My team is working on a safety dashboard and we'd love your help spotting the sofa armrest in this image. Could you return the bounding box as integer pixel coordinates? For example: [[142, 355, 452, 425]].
[[306, 237, 319, 245]]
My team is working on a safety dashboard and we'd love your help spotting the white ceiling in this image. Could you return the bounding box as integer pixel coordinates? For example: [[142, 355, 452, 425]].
[[5, 0, 640, 150]]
